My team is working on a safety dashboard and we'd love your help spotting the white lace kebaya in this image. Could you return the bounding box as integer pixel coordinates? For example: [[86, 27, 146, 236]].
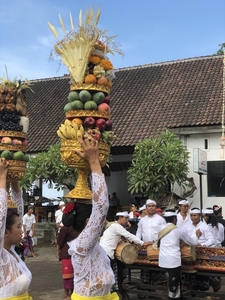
[[0, 189, 32, 298], [68, 172, 115, 297]]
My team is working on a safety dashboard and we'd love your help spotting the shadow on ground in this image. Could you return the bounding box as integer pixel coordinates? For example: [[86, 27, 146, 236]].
[[26, 242, 225, 300]]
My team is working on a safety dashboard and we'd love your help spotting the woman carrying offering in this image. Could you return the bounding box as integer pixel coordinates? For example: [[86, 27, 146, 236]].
[[0, 157, 32, 299], [62, 138, 118, 300]]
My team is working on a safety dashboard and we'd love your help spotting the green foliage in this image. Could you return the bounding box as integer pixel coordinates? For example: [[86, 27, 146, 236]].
[[216, 43, 225, 55], [127, 130, 190, 200], [20, 143, 77, 191]]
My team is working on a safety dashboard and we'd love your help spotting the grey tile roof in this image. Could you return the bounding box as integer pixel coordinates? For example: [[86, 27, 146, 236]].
[[26, 55, 223, 152]]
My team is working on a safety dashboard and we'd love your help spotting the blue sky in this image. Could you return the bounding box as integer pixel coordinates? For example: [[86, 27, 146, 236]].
[[0, 0, 224, 81]]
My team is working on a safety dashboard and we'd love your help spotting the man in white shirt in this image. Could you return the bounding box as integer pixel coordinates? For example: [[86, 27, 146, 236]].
[[136, 199, 166, 243], [186, 208, 215, 292], [202, 208, 224, 292], [136, 199, 166, 287], [176, 199, 192, 228], [187, 208, 215, 247], [202, 208, 224, 247], [55, 201, 65, 238], [100, 211, 150, 294], [23, 206, 36, 257], [159, 210, 199, 300]]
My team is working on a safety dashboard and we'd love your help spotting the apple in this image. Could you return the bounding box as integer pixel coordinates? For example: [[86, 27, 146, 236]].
[[12, 138, 22, 145], [22, 139, 28, 147], [103, 95, 111, 105], [95, 118, 106, 131], [105, 119, 113, 130], [98, 103, 110, 112], [83, 116, 96, 128], [1, 137, 12, 144]]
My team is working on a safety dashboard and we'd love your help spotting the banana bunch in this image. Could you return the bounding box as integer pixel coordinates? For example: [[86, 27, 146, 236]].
[[57, 119, 85, 140]]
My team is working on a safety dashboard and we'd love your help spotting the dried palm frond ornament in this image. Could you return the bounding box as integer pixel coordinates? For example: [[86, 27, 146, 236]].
[[47, 5, 123, 84], [220, 52, 225, 159]]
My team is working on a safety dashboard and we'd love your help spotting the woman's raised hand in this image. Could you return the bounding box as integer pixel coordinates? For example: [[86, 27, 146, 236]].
[[75, 138, 101, 173]]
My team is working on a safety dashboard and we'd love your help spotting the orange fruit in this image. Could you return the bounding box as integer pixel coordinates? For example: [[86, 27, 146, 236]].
[[84, 74, 97, 84], [107, 80, 112, 88], [97, 77, 108, 86], [72, 118, 83, 125]]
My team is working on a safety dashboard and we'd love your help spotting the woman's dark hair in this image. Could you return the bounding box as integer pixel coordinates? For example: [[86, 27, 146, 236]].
[[62, 203, 92, 234], [6, 209, 19, 231], [205, 207, 218, 228]]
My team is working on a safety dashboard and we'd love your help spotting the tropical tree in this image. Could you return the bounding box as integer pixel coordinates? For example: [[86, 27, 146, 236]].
[[127, 130, 196, 207], [20, 143, 77, 192], [216, 43, 225, 55]]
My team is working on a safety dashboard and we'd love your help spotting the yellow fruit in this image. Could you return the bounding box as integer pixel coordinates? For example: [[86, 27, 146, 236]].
[[64, 119, 72, 125]]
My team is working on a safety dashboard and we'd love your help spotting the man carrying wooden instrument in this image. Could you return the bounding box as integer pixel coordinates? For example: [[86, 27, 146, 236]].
[[99, 211, 150, 296]]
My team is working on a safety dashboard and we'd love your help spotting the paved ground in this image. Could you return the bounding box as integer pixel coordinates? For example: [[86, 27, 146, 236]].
[[26, 243, 225, 300], [26, 242, 63, 300]]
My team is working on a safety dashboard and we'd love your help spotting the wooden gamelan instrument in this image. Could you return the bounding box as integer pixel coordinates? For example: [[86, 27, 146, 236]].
[[115, 241, 225, 273], [115, 242, 138, 264], [146, 240, 196, 262]]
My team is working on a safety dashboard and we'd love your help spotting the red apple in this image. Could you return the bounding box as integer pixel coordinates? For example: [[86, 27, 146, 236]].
[[95, 118, 106, 131], [12, 138, 22, 145], [2, 137, 12, 144], [105, 119, 113, 130], [103, 95, 111, 105], [22, 139, 28, 147], [98, 103, 110, 112], [83, 116, 96, 128]]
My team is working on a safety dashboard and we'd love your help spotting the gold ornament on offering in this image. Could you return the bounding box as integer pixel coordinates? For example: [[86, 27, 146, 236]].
[[48, 6, 122, 200], [61, 140, 110, 199]]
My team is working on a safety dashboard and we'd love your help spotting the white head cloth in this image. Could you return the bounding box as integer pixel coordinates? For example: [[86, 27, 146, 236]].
[[59, 201, 65, 206], [190, 208, 201, 214], [116, 211, 129, 217], [178, 199, 189, 205], [202, 209, 214, 214], [139, 205, 146, 212], [146, 199, 156, 206], [164, 211, 177, 217]]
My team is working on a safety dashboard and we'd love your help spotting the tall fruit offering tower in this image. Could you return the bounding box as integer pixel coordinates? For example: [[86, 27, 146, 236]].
[[0, 74, 30, 205], [48, 6, 123, 200]]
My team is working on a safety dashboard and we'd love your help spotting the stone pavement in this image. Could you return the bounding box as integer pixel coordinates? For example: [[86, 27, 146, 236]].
[[26, 242, 63, 300], [26, 243, 225, 300]]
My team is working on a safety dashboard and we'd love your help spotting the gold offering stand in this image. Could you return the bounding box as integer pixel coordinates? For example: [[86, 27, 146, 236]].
[[61, 139, 110, 199], [0, 130, 27, 205], [6, 160, 27, 206]]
